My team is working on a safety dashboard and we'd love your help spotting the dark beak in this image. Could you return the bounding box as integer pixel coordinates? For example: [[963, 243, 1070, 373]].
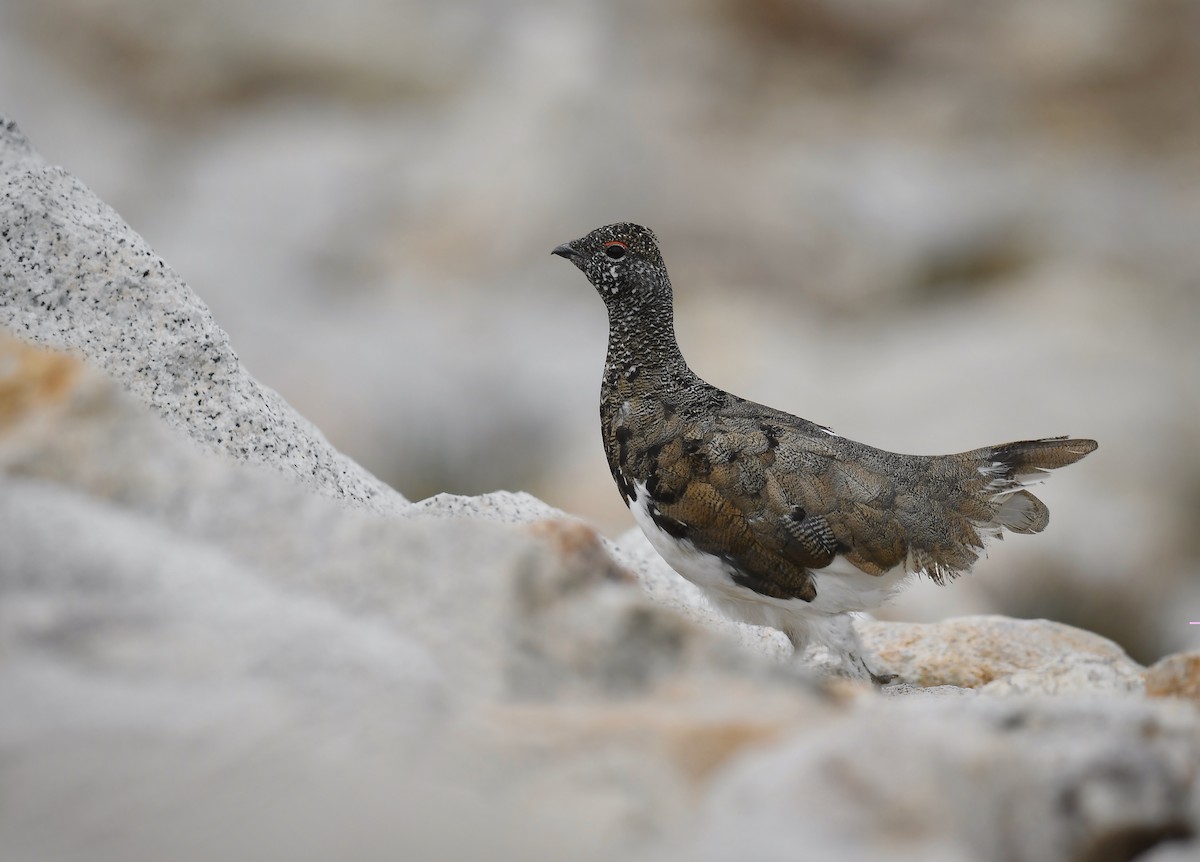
[[551, 242, 581, 261]]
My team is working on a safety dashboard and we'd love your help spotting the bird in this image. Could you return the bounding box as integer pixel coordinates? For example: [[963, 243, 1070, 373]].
[[552, 222, 1097, 683]]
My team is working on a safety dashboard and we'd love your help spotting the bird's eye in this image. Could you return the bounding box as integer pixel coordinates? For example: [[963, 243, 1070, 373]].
[[604, 241, 628, 260]]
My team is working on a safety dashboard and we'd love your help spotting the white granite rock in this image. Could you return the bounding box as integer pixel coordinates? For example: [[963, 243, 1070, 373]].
[[0, 117, 404, 513], [412, 489, 575, 525]]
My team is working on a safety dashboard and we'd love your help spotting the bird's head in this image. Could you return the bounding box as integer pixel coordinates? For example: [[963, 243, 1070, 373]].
[[552, 223, 671, 311]]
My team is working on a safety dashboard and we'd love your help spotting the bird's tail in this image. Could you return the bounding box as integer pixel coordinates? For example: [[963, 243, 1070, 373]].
[[968, 436, 1097, 535]]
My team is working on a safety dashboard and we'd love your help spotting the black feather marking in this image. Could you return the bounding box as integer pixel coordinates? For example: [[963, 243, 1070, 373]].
[[783, 507, 839, 560], [649, 506, 689, 539], [730, 569, 816, 602], [615, 425, 632, 467], [645, 473, 679, 505], [614, 470, 636, 504]]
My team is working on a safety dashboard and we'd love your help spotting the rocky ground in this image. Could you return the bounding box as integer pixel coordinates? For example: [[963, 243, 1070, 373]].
[[4, 116, 1200, 862]]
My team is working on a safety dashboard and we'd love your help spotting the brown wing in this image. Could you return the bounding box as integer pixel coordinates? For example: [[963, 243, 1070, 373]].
[[612, 391, 1096, 600], [627, 416, 839, 603], [633, 417, 1004, 598]]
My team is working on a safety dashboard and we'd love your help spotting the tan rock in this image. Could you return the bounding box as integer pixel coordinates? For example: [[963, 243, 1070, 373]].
[[859, 615, 1145, 695], [1145, 652, 1200, 701], [486, 679, 829, 787], [0, 336, 82, 430]]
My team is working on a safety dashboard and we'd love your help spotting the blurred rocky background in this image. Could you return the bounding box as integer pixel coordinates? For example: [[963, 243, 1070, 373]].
[[2, 0, 1197, 666], [6, 4, 1200, 860]]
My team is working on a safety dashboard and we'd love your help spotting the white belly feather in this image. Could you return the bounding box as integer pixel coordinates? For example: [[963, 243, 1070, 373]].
[[628, 481, 912, 650]]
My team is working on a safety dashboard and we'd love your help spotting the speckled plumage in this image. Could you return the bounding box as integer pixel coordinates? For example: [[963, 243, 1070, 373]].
[[553, 223, 1097, 681]]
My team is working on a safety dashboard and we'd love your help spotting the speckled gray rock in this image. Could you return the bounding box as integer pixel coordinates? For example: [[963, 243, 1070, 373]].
[[0, 116, 404, 513], [412, 489, 573, 524]]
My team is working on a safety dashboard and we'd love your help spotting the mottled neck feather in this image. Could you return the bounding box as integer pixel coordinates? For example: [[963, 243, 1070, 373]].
[[604, 294, 690, 386]]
